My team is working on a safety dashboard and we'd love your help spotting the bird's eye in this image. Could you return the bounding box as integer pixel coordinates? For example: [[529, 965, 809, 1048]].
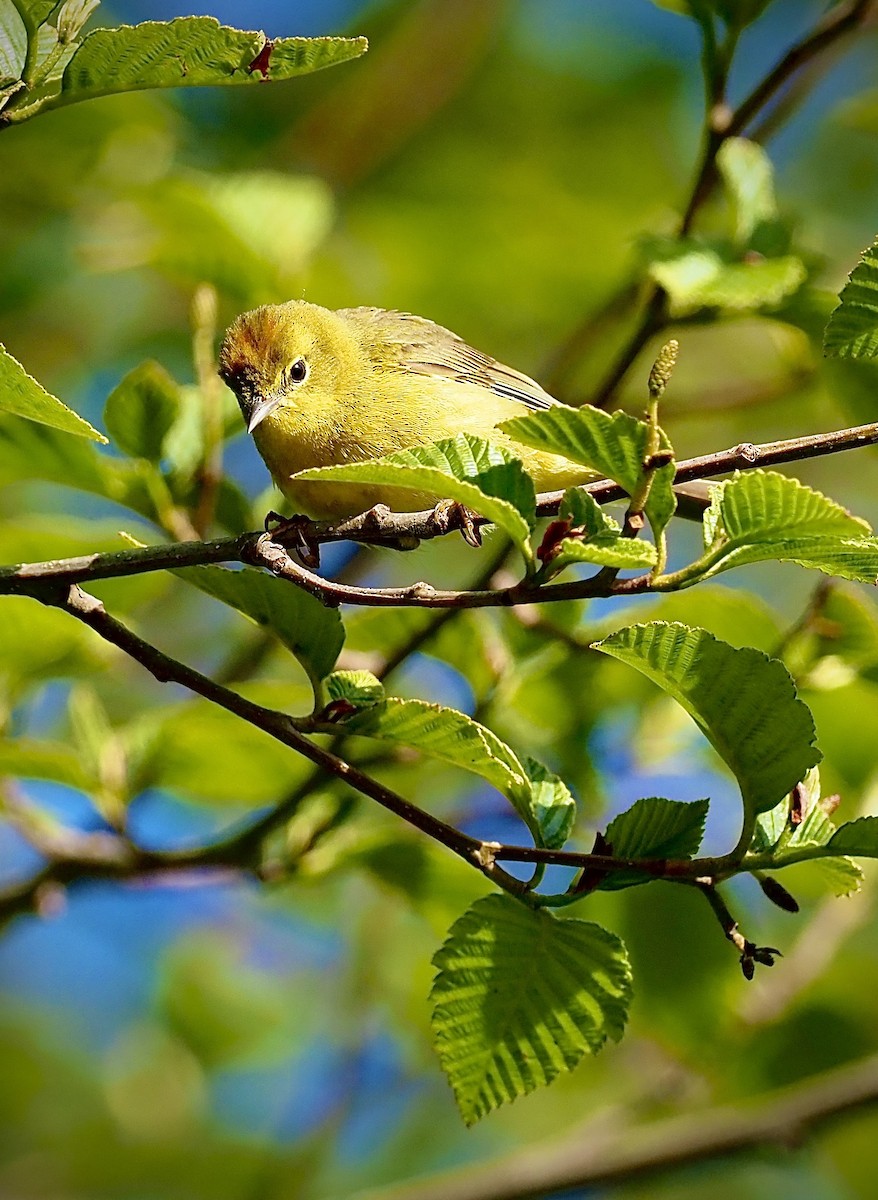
[[288, 358, 309, 385]]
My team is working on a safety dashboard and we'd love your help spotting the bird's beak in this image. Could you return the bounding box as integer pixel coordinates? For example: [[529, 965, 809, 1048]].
[[247, 395, 282, 434]]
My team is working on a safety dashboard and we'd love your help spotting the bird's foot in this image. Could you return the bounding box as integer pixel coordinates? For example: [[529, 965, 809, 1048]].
[[429, 499, 482, 548], [264, 511, 321, 568]]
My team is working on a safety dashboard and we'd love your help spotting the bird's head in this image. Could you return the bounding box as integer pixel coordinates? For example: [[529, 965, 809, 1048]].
[[218, 301, 363, 434]]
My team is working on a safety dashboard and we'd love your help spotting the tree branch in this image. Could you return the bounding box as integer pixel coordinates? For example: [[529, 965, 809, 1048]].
[[352, 1053, 878, 1200], [0, 420, 875, 606]]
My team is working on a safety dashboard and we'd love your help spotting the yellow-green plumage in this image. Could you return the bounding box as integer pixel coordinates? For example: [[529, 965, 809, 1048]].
[[219, 300, 593, 519]]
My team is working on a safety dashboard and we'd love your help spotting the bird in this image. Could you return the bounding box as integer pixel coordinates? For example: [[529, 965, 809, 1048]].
[[218, 300, 594, 523]]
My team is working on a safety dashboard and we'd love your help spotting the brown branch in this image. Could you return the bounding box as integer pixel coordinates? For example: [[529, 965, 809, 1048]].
[[355, 1053, 878, 1200], [0, 580, 755, 924], [0, 420, 876, 607]]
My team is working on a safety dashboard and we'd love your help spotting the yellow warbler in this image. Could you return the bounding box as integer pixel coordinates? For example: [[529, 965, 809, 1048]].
[[219, 300, 593, 520]]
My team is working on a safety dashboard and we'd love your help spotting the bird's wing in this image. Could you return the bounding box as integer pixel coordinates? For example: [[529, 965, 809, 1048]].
[[338, 307, 558, 412]]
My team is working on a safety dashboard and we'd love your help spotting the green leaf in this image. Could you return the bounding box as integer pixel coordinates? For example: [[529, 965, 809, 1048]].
[[499, 406, 676, 541], [717, 138, 777, 243], [691, 471, 878, 586], [324, 669, 386, 710], [0, 344, 106, 441], [542, 488, 656, 574], [560, 487, 620, 537], [15, 1, 59, 27], [44, 20, 367, 111], [175, 564, 344, 688], [0, 737, 90, 789], [341, 697, 575, 849], [824, 238, 878, 359], [294, 434, 537, 564], [599, 797, 708, 890], [0, 596, 105, 695], [86, 172, 334, 309], [828, 816, 878, 857], [549, 536, 657, 574], [753, 770, 863, 896], [0, 2, 26, 82], [595, 622, 820, 815], [648, 248, 805, 316], [431, 895, 631, 1125], [0, 408, 154, 516], [103, 361, 180, 461]]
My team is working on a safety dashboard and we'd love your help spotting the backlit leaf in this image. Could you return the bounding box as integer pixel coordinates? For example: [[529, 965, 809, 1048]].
[[431, 895, 631, 1124], [595, 622, 820, 815]]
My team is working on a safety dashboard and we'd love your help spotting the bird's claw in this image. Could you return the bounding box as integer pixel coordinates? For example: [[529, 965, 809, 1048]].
[[264, 511, 321, 568], [430, 499, 482, 548]]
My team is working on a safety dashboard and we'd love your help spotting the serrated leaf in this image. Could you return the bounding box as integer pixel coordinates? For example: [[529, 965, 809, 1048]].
[[294, 434, 536, 564], [46, 20, 367, 110], [499, 405, 675, 541], [324, 669, 385, 709], [0, 344, 105, 441], [595, 622, 820, 815], [549, 536, 657, 574], [103, 360, 181, 461], [828, 816, 878, 856], [648, 248, 805, 316], [706, 471, 869, 546], [717, 138, 777, 243], [752, 770, 862, 896], [560, 487, 620, 537], [175, 564, 344, 688], [825, 239, 878, 359], [692, 471, 878, 585], [599, 797, 708, 890], [342, 697, 574, 848], [431, 895, 631, 1125]]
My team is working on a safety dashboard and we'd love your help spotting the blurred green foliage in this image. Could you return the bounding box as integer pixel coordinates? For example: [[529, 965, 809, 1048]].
[[4, 0, 878, 1197]]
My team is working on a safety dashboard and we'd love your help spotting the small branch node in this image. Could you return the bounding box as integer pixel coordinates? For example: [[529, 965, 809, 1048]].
[[473, 841, 503, 871]]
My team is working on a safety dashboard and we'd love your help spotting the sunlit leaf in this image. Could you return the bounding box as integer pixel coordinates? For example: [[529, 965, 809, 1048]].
[[43, 19, 367, 111], [717, 137, 777, 243], [324, 669, 385, 710], [431, 895, 631, 1124], [648, 248, 805, 315], [824, 238, 878, 359], [294, 434, 536, 564], [0, 344, 105, 441], [691, 471, 878, 585], [499, 405, 675, 541], [341, 697, 575, 848], [599, 796, 708, 890], [0, 596, 105, 695], [753, 769, 862, 896], [595, 622, 820, 815]]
